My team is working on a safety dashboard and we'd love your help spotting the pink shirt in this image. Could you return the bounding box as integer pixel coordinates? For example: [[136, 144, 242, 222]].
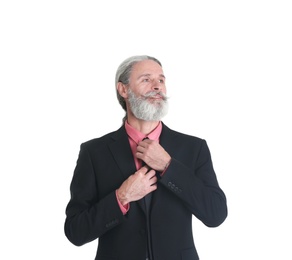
[[116, 121, 163, 214]]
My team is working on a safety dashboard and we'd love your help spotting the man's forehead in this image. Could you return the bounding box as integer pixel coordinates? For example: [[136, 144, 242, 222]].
[[132, 60, 164, 76]]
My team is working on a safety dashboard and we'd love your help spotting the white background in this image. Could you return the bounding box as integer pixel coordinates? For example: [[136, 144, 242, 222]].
[[1, 1, 291, 259]]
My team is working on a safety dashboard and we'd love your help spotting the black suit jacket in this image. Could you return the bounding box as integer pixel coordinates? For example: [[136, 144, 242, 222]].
[[65, 123, 227, 260]]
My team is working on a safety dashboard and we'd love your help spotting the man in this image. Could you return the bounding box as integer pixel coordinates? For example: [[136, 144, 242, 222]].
[[64, 55, 228, 260]]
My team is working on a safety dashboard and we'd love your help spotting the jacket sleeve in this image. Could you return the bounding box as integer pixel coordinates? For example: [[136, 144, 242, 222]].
[[160, 139, 228, 227], [64, 143, 125, 246]]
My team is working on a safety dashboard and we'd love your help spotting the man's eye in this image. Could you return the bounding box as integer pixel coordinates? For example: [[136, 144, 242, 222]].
[[142, 78, 149, 82], [159, 79, 164, 83]]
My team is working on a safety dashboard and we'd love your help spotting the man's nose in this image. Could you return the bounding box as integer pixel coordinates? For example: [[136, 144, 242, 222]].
[[151, 80, 161, 91]]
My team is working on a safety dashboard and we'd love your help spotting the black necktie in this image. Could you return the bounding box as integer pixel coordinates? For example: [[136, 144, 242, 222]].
[[142, 138, 153, 259], [141, 137, 161, 211]]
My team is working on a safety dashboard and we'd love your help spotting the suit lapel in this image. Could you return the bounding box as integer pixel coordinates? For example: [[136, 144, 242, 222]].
[[108, 126, 136, 179], [160, 122, 178, 153], [151, 123, 178, 209]]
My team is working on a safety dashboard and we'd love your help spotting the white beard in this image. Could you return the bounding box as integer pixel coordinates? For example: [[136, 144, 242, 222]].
[[127, 89, 168, 121]]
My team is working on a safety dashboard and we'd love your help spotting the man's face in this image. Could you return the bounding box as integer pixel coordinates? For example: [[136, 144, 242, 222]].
[[128, 59, 167, 99], [126, 60, 168, 121]]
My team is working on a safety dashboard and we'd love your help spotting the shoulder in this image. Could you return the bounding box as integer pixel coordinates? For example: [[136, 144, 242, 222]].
[[162, 123, 205, 144]]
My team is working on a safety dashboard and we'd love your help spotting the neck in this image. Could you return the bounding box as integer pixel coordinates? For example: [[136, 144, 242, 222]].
[[126, 114, 160, 135]]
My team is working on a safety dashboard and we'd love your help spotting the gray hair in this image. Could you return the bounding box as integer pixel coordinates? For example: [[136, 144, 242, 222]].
[[115, 55, 162, 112]]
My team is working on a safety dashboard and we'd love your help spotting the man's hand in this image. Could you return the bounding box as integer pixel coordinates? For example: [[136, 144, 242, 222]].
[[116, 166, 157, 206], [136, 139, 171, 172]]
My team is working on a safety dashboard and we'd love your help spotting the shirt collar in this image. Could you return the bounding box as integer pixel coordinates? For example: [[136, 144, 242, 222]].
[[125, 121, 162, 144]]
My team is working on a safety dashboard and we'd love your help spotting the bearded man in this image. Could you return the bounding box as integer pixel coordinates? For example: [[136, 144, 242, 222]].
[[64, 55, 228, 260]]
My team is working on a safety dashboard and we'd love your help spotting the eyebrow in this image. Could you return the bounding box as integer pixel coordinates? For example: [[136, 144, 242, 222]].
[[138, 73, 166, 79]]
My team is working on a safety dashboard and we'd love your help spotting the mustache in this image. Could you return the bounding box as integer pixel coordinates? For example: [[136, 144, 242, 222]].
[[142, 91, 168, 101]]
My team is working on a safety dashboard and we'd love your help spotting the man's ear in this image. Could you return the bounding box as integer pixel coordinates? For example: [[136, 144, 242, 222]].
[[117, 82, 128, 99]]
